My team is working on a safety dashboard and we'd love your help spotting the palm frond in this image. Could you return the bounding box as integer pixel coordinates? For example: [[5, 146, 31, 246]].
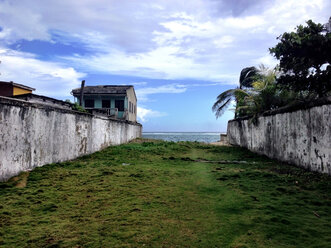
[[212, 89, 237, 118], [233, 89, 250, 98], [212, 88, 253, 118], [213, 99, 232, 118], [239, 66, 258, 88]]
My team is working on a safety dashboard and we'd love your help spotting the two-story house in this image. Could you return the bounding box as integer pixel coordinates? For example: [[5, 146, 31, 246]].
[[71, 85, 137, 122]]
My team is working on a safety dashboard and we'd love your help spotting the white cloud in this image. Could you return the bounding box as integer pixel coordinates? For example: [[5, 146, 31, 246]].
[[0, 0, 330, 85], [253, 54, 278, 69], [59, 0, 329, 82], [0, 48, 85, 98], [132, 82, 148, 86], [222, 16, 265, 29], [213, 35, 234, 48], [0, 1, 49, 43], [137, 106, 166, 122], [136, 84, 187, 102]]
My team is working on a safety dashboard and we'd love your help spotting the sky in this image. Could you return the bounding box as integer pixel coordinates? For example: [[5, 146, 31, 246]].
[[0, 0, 330, 132]]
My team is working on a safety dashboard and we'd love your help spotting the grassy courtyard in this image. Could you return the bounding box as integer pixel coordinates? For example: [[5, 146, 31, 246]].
[[0, 140, 330, 247]]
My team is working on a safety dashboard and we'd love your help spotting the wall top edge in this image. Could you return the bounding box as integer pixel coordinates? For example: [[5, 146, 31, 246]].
[[0, 96, 142, 127], [228, 96, 331, 122]]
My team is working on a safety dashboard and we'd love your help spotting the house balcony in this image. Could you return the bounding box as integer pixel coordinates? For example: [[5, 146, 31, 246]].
[[85, 107, 128, 120]]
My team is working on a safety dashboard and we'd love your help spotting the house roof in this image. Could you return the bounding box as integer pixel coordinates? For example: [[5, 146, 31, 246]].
[[13, 93, 72, 107], [71, 85, 133, 95], [0, 81, 35, 91]]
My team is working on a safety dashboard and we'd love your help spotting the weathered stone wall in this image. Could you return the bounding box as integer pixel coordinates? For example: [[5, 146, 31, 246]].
[[227, 99, 331, 174], [0, 96, 142, 181]]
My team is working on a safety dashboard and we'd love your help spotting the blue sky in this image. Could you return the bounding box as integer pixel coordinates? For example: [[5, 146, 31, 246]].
[[0, 0, 330, 132]]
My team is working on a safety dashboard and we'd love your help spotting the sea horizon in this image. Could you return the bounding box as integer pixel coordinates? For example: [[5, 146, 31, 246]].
[[142, 132, 224, 143]]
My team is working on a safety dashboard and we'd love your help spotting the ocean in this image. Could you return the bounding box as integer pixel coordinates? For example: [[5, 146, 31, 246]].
[[142, 132, 222, 143]]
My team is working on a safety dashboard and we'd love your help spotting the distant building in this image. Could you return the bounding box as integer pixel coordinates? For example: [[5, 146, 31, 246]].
[[71, 85, 137, 122], [13, 93, 73, 110], [0, 81, 72, 110], [0, 81, 35, 97]]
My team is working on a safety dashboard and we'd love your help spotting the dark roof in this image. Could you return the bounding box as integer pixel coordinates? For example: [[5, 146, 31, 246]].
[[0, 81, 35, 91], [13, 93, 72, 106], [71, 85, 133, 95]]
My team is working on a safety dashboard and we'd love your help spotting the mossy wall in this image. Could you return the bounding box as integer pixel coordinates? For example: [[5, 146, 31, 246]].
[[0, 96, 142, 181], [227, 100, 331, 174]]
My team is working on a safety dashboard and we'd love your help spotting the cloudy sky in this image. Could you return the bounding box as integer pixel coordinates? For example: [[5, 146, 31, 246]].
[[0, 0, 329, 132]]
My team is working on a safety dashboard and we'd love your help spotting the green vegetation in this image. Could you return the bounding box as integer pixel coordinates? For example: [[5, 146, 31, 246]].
[[213, 19, 331, 119], [1, 140, 330, 247], [212, 66, 259, 118], [213, 65, 292, 118], [270, 20, 331, 98], [65, 99, 87, 113], [72, 102, 87, 113]]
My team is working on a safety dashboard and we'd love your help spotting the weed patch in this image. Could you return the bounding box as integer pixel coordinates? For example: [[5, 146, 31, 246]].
[[0, 140, 330, 247]]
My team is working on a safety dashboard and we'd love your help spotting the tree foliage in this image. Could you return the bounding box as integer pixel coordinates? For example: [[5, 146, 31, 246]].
[[212, 66, 259, 119], [269, 20, 331, 97], [239, 66, 259, 89], [213, 19, 330, 120], [244, 66, 297, 115], [65, 99, 87, 113], [212, 65, 296, 119], [212, 88, 249, 118]]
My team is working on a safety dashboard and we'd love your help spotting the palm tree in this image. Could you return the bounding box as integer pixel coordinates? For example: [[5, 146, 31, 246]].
[[212, 88, 250, 118], [248, 65, 298, 114], [212, 66, 258, 119], [213, 65, 300, 120], [239, 66, 259, 89], [237, 66, 277, 117]]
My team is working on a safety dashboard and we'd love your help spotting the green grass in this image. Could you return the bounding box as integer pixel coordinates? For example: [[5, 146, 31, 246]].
[[0, 139, 330, 247]]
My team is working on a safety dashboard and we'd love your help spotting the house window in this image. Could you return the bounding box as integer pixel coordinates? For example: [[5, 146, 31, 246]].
[[115, 100, 124, 111], [85, 99, 94, 108], [102, 100, 110, 108]]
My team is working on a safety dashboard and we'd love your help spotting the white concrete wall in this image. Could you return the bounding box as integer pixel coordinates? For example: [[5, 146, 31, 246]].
[[227, 102, 331, 174], [0, 96, 142, 181]]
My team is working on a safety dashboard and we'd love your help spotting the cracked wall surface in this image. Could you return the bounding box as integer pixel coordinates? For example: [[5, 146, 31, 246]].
[[0, 97, 142, 181], [227, 102, 331, 174]]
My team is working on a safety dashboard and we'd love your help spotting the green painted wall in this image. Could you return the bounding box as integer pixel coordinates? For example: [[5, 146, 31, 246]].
[[79, 95, 126, 118]]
